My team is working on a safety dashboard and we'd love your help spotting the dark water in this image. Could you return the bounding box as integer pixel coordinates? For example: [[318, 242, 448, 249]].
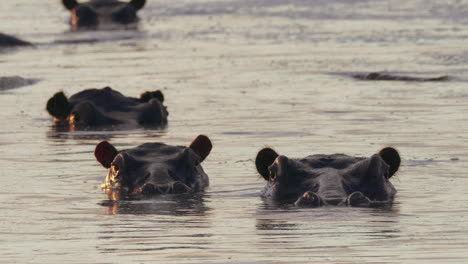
[[1, 0, 468, 263]]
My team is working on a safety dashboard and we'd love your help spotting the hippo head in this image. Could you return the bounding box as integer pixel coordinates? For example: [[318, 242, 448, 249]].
[[46, 87, 167, 128], [95, 135, 212, 195], [255, 147, 401, 207], [62, 0, 146, 30]]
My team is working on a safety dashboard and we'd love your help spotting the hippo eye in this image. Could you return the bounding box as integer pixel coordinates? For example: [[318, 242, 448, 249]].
[[269, 173, 276, 181], [268, 164, 277, 181]]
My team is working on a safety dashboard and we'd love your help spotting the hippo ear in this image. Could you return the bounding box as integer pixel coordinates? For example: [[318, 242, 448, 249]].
[[95, 141, 119, 168], [378, 147, 400, 178], [62, 0, 79, 10], [140, 90, 164, 103], [129, 0, 146, 10], [189, 135, 212, 162], [255, 148, 279, 181], [46, 92, 70, 120]]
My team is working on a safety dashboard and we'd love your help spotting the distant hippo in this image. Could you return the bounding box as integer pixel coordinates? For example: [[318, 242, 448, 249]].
[[62, 0, 146, 30], [46, 87, 167, 128], [96, 135, 212, 195], [255, 147, 401, 207], [0, 33, 31, 47], [353, 72, 448, 82], [0, 76, 38, 90]]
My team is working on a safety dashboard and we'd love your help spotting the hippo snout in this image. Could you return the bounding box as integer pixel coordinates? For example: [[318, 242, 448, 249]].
[[294, 191, 347, 207], [294, 192, 323, 207], [141, 182, 192, 195], [346, 192, 371, 207]]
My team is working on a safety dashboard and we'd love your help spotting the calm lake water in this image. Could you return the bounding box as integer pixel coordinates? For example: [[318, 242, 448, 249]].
[[1, 0, 468, 263]]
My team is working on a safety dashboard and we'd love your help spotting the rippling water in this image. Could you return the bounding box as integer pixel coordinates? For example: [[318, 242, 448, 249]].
[[1, 0, 468, 263]]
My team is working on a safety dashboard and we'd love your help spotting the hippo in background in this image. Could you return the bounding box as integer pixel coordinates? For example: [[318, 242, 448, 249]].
[[62, 0, 146, 31], [0, 76, 38, 90], [255, 146, 401, 207], [46, 86, 167, 129], [353, 72, 448, 82], [0, 33, 31, 47], [96, 135, 212, 196]]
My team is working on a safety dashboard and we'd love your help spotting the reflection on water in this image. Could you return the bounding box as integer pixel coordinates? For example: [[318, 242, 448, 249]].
[[260, 195, 397, 211], [99, 192, 210, 216], [1, 0, 468, 263], [46, 125, 167, 141]]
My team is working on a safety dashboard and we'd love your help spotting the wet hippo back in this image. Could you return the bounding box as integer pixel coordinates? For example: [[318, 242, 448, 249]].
[[46, 86, 168, 128], [0, 33, 31, 47], [69, 87, 140, 112], [352, 72, 449, 82]]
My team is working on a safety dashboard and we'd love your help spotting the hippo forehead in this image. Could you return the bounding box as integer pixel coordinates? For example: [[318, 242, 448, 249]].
[[284, 154, 386, 183], [298, 154, 367, 170], [68, 87, 140, 111], [85, 0, 130, 14], [121, 143, 198, 166]]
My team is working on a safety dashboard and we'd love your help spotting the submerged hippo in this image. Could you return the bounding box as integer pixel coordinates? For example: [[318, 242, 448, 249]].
[[255, 147, 401, 207], [46, 87, 167, 128], [0, 76, 38, 90], [353, 72, 448, 82], [96, 135, 212, 195], [62, 0, 146, 30], [0, 33, 31, 47]]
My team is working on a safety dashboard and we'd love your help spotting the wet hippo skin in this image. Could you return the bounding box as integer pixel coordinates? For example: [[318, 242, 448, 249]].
[[353, 72, 448, 82], [255, 147, 401, 207], [0, 33, 31, 47], [46, 86, 168, 128], [96, 135, 212, 195], [62, 0, 146, 30]]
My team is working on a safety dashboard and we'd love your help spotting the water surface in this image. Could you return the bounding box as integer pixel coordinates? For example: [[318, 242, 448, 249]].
[[1, 0, 467, 263]]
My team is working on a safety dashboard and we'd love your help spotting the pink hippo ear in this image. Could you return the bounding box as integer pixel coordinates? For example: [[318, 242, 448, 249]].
[[95, 141, 118, 168], [189, 135, 212, 162]]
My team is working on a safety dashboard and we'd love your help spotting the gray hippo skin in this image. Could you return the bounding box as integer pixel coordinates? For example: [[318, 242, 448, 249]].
[[255, 147, 401, 207], [96, 135, 212, 195], [353, 72, 448, 82], [0, 33, 31, 47], [62, 0, 146, 30], [46, 87, 167, 128]]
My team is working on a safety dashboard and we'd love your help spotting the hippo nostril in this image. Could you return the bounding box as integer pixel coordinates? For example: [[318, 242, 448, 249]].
[[172, 182, 192, 194], [294, 191, 323, 207], [347, 192, 371, 207]]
